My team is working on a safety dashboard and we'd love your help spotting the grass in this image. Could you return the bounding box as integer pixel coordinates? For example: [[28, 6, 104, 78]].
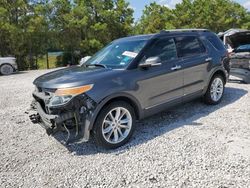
[[37, 55, 58, 69]]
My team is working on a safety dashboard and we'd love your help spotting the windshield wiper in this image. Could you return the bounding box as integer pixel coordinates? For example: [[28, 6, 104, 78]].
[[85, 63, 107, 68]]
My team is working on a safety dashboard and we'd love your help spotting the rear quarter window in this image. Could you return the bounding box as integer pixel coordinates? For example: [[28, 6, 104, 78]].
[[175, 36, 206, 58], [207, 35, 225, 51]]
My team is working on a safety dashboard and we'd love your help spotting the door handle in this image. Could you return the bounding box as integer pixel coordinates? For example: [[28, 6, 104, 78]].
[[171, 65, 182, 71], [205, 57, 212, 62]]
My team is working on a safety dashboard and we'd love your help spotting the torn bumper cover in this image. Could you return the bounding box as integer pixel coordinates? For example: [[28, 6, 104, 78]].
[[29, 90, 96, 144], [29, 102, 59, 134]]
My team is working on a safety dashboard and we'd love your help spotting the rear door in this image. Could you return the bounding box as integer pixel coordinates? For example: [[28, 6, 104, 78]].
[[175, 35, 210, 96]]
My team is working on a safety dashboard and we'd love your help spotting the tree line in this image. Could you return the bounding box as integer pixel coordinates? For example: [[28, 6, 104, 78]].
[[0, 0, 249, 70]]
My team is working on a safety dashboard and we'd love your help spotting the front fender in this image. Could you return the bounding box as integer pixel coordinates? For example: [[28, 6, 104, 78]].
[[87, 92, 143, 131]]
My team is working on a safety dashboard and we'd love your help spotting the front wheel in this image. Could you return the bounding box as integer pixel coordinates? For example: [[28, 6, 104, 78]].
[[93, 101, 136, 149], [204, 75, 225, 105]]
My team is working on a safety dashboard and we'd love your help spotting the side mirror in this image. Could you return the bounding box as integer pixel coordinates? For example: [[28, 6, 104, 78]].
[[79, 56, 91, 66], [139, 57, 162, 68]]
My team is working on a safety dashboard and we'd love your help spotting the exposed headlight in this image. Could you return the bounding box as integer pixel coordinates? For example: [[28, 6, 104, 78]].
[[49, 95, 73, 106], [49, 84, 93, 107]]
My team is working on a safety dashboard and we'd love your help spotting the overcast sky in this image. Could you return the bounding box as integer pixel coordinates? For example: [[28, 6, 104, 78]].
[[127, 0, 250, 21]]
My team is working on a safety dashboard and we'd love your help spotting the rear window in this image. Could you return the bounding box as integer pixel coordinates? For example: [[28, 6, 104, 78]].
[[175, 36, 206, 58], [207, 35, 225, 51]]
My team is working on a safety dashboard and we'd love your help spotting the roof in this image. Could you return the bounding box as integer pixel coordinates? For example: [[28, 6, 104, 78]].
[[114, 34, 155, 42], [114, 29, 212, 43]]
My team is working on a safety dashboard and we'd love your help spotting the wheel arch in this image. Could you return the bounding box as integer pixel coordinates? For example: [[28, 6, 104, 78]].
[[203, 68, 227, 95], [203, 68, 226, 105], [89, 93, 143, 131], [212, 69, 227, 84], [0, 62, 14, 67]]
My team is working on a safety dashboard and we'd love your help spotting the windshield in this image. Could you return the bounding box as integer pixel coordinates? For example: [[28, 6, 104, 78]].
[[85, 39, 148, 69], [235, 44, 250, 52]]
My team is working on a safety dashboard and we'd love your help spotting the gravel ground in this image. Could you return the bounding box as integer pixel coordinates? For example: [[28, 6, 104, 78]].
[[0, 69, 250, 188]]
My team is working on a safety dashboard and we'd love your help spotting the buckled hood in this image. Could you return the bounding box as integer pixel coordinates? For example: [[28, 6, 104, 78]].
[[225, 30, 250, 49]]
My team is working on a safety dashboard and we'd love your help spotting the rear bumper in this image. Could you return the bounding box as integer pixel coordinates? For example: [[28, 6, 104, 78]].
[[230, 68, 250, 83]]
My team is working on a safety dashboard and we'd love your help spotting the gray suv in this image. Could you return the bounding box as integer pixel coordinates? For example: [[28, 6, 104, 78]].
[[29, 29, 229, 149]]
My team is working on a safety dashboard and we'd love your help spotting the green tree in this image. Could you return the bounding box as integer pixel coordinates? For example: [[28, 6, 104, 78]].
[[78, 0, 134, 55], [26, 1, 53, 69], [173, 0, 250, 32], [2, 0, 248, 71], [135, 2, 175, 34], [136, 0, 250, 35], [0, 0, 32, 69], [0, 0, 55, 69], [50, 0, 134, 65]]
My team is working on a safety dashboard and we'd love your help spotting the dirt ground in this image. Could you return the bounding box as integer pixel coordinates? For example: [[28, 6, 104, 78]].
[[0, 70, 249, 187]]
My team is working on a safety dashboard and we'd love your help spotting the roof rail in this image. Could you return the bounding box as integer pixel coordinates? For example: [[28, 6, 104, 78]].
[[160, 29, 209, 34]]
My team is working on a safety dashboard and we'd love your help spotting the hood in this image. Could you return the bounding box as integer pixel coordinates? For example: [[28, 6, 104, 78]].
[[0, 57, 16, 64], [0, 57, 16, 60], [226, 30, 250, 49], [33, 66, 114, 89]]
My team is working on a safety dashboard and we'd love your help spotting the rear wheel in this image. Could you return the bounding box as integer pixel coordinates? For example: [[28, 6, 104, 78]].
[[204, 74, 225, 105], [93, 101, 135, 149], [0, 64, 14, 75]]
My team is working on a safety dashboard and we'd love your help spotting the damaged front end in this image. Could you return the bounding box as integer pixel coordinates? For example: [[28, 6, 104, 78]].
[[230, 52, 250, 83], [218, 29, 250, 83], [29, 86, 96, 144]]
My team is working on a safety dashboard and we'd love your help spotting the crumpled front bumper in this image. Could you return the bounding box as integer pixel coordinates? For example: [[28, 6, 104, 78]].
[[29, 101, 74, 135], [29, 92, 96, 144]]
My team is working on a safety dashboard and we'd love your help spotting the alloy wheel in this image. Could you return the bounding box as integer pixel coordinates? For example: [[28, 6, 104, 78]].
[[210, 77, 224, 102], [101, 107, 132, 144]]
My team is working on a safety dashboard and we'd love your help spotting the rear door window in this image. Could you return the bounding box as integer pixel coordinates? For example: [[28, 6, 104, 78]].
[[175, 36, 206, 58]]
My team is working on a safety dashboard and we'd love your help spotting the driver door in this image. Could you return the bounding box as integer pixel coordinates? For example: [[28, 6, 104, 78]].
[[136, 37, 183, 110]]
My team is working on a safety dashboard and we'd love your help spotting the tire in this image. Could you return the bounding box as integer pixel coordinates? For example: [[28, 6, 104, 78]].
[[0, 64, 14, 75], [204, 74, 225, 105], [93, 101, 136, 149]]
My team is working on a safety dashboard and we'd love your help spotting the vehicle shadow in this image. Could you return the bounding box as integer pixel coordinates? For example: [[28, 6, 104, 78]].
[[54, 86, 247, 156]]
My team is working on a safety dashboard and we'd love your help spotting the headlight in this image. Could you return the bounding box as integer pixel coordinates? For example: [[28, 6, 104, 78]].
[[49, 95, 73, 106], [49, 84, 93, 107]]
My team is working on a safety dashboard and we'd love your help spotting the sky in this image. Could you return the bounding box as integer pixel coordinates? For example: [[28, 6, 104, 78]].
[[127, 0, 250, 21]]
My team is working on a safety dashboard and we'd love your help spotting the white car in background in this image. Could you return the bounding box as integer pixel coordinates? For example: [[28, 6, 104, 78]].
[[0, 57, 18, 75]]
